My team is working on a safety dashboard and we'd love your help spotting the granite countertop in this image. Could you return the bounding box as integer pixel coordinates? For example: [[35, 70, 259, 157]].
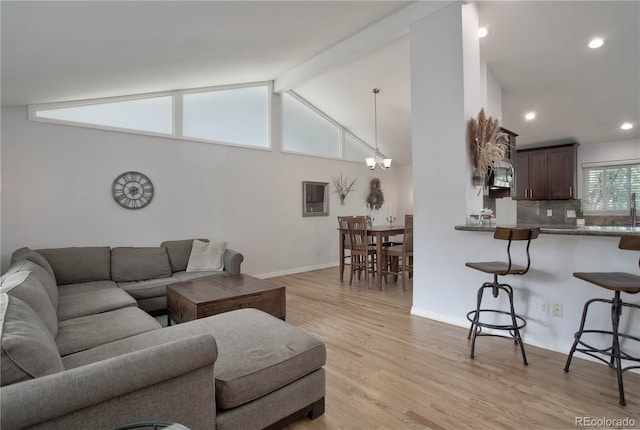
[[454, 224, 640, 237]]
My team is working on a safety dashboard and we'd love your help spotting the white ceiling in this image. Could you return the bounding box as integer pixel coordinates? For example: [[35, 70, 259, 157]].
[[2, 1, 638, 167]]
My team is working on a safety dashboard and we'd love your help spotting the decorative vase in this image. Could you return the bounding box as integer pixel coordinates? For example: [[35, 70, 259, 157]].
[[472, 168, 486, 186]]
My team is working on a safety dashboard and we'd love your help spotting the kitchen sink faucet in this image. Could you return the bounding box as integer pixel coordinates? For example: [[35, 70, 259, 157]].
[[632, 192, 637, 228]]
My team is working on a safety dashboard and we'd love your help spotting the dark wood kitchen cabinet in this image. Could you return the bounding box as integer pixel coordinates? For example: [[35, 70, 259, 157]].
[[516, 143, 578, 200], [500, 127, 518, 161], [547, 145, 577, 199], [488, 127, 519, 199]]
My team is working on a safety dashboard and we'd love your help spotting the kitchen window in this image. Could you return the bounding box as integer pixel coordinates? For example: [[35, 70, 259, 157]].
[[582, 162, 640, 214]]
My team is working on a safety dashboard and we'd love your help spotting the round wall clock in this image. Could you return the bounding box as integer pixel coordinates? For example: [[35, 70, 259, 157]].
[[111, 171, 154, 210]]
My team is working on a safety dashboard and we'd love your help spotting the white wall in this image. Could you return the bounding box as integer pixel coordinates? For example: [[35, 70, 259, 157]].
[[410, 0, 476, 340], [409, 3, 639, 363], [481, 63, 503, 120], [0, 104, 408, 276]]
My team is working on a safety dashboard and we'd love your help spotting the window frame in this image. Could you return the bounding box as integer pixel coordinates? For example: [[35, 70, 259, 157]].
[[582, 159, 640, 215], [178, 82, 271, 149], [28, 81, 273, 151], [281, 91, 377, 162]]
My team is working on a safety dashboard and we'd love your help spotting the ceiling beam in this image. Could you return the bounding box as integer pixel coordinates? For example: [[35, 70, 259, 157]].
[[273, 1, 456, 93]]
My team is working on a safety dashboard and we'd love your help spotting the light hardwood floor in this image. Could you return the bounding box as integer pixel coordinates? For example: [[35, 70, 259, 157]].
[[269, 267, 639, 430]]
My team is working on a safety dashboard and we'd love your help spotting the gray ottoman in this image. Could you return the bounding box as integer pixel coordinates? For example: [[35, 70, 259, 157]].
[[62, 309, 327, 430]]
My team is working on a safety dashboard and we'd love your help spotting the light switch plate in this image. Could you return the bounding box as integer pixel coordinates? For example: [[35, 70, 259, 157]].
[[547, 209, 553, 216]]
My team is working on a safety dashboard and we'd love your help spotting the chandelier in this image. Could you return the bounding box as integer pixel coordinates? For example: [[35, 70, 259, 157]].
[[365, 88, 392, 170]]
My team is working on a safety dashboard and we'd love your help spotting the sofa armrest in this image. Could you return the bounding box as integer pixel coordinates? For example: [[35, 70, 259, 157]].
[[1, 335, 218, 430], [224, 248, 244, 275]]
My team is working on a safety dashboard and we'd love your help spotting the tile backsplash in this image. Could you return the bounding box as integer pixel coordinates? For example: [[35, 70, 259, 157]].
[[516, 200, 631, 226], [517, 200, 580, 225], [482, 196, 632, 226]]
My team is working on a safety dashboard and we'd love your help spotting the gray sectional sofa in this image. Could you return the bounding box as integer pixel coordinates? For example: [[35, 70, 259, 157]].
[[14, 239, 245, 314], [0, 241, 326, 430]]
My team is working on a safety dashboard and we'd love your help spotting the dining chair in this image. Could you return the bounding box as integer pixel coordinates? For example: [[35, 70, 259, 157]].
[[382, 214, 413, 290], [345, 216, 377, 286], [337, 216, 354, 282]]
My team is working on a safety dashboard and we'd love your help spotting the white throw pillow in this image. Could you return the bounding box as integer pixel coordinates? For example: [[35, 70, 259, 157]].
[[186, 240, 227, 272]]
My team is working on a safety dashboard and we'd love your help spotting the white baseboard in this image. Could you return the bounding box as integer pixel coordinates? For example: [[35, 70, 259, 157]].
[[254, 262, 338, 279], [411, 305, 639, 373], [411, 305, 570, 353]]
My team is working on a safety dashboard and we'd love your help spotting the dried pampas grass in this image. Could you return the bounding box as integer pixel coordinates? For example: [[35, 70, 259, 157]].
[[468, 108, 508, 183]]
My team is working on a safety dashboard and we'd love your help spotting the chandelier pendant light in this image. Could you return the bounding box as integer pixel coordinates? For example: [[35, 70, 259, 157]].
[[366, 88, 392, 170]]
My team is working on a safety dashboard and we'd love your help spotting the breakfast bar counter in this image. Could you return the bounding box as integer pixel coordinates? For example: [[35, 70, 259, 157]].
[[455, 224, 639, 237], [443, 223, 640, 362]]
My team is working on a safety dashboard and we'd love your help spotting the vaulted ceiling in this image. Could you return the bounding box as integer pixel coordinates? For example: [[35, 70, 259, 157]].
[[2, 1, 638, 167]]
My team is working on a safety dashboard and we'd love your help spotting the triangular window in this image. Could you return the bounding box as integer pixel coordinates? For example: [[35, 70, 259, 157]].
[[33, 96, 173, 134]]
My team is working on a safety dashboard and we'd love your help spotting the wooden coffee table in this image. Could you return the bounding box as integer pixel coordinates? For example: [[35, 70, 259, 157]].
[[167, 274, 286, 324]]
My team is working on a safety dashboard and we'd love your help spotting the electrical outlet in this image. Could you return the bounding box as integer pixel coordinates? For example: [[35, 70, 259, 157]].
[[540, 302, 549, 314], [567, 210, 576, 218], [547, 209, 553, 216], [552, 303, 563, 317]]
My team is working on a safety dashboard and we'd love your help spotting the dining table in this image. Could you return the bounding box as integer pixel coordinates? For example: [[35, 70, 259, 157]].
[[338, 223, 405, 290]]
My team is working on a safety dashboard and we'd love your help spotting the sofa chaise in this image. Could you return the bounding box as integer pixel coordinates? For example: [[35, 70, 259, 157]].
[[0, 242, 326, 430]]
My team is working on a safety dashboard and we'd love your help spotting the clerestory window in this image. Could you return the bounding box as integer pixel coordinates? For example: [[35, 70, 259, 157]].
[[29, 82, 271, 149], [281, 91, 376, 161], [29, 82, 375, 160], [32, 95, 173, 135]]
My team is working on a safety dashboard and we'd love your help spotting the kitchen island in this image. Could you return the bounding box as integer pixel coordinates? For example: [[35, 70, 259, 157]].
[[455, 224, 639, 237], [409, 224, 640, 362]]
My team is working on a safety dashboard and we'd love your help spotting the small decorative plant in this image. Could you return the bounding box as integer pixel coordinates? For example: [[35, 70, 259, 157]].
[[332, 173, 357, 205], [575, 199, 584, 218], [467, 108, 509, 185]]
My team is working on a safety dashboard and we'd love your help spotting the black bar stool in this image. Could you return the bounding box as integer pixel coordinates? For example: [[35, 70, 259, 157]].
[[564, 234, 640, 406], [466, 227, 540, 365]]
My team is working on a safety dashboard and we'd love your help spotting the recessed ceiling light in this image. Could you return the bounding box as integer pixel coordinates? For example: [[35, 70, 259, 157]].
[[478, 27, 490, 38], [620, 122, 633, 130], [524, 111, 536, 121], [588, 37, 604, 49]]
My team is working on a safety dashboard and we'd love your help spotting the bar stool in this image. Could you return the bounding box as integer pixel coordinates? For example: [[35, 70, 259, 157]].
[[466, 227, 540, 365], [564, 234, 640, 406]]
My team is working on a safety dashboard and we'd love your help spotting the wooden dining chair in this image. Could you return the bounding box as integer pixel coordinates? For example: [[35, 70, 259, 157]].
[[337, 216, 354, 281], [382, 214, 413, 290], [345, 216, 377, 286]]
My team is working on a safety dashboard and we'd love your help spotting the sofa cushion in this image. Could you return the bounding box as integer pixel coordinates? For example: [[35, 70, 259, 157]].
[[118, 277, 179, 300], [1, 271, 58, 337], [56, 307, 161, 356], [136, 296, 168, 313], [61, 309, 326, 410], [211, 309, 326, 409], [111, 247, 172, 282], [36, 247, 111, 285], [161, 239, 208, 273], [57, 288, 137, 321], [57, 280, 118, 297], [0, 294, 64, 386], [171, 270, 229, 282], [10, 247, 56, 281], [3, 259, 59, 310], [186, 240, 226, 272]]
